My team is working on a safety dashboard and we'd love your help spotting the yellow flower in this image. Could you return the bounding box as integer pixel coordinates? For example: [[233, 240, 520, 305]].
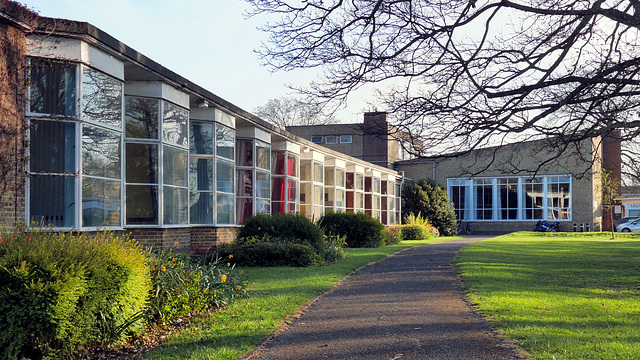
[[174, 242, 179, 245], [221, 274, 227, 282], [161, 266, 166, 272], [227, 262, 231, 267], [151, 266, 155, 271], [229, 255, 234, 259], [236, 285, 242, 291]]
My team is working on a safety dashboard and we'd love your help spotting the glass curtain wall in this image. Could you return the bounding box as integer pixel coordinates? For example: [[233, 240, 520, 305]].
[[448, 176, 572, 221], [125, 96, 189, 226]]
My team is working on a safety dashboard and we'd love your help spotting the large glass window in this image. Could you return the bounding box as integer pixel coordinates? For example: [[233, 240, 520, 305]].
[[126, 142, 159, 225], [498, 178, 518, 220], [547, 177, 571, 220], [448, 176, 571, 221], [235, 138, 270, 224], [271, 151, 299, 214], [474, 178, 493, 220], [28, 60, 124, 229]]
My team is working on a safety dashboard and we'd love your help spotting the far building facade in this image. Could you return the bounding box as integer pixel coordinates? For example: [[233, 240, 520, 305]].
[[290, 112, 623, 233]]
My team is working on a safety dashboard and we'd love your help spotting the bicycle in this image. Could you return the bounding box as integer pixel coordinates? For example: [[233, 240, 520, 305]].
[[456, 221, 475, 235]]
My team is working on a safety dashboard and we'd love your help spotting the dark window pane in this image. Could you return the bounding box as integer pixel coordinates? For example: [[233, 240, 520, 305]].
[[30, 120, 76, 174], [189, 158, 213, 192], [125, 143, 158, 184], [125, 97, 158, 139], [190, 191, 213, 224], [126, 184, 158, 225], [29, 58, 76, 116], [30, 175, 75, 227], [190, 122, 213, 155], [236, 139, 253, 166]]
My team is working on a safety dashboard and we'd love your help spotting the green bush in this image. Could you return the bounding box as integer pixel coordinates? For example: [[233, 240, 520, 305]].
[[238, 213, 325, 256], [402, 179, 457, 236], [318, 212, 386, 248], [0, 225, 150, 360], [400, 225, 431, 240], [147, 250, 246, 326], [217, 239, 321, 267]]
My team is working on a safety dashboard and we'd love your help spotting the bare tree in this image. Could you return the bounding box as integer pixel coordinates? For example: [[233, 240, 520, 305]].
[[254, 96, 336, 128], [245, 0, 640, 172]]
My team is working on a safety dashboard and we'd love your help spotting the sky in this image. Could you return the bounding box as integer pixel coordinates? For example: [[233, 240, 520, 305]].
[[19, 0, 371, 122]]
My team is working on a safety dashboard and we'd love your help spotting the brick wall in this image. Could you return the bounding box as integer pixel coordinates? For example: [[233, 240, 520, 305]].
[[0, 20, 26, 228], [397, 137, 602, 232], [124, 226, 238, 255]]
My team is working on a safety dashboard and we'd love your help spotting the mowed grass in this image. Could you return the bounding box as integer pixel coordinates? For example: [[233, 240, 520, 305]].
[[141, 237, 449, 359], [454, 232, 640, 360]]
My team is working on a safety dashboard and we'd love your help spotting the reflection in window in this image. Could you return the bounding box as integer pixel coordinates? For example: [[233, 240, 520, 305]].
[[29, 58, 76, 116], [82, 177, 120, 227], [126, 97, 158, 139], [82, 67, 122, 127], [216, 124, 235, 160], [217, 160, 235, 224], [189, 158, 213, 224], [256, 140, 270, 170], [163, 102, 188, 147], [82, 125, 121, 179], [190, 122, 214, 155]]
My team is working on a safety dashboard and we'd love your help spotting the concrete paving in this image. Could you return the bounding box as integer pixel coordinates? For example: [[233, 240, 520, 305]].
[[244, 237, 523, 360]]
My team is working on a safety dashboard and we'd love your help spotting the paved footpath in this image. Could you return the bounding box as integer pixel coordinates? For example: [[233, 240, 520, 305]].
[[244, 237, 523, 360]]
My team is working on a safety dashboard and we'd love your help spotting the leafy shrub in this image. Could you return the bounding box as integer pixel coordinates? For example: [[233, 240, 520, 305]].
[[402, 179, 457, 236], [322, 234, 347, 263], [318, 212, 386, 248], [0, 225, 150, 360], [217, 238, 321, 267], [147, 250, 246, 326], [238, 213, 325, 256], [400, 212, 439, 240], [385, 226, 403, 245], [400, 225, 431, 240]]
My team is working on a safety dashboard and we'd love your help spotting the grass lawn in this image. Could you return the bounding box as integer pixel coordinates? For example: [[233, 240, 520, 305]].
[[453, 232, 640, 360], [140, 238, 448, 359]]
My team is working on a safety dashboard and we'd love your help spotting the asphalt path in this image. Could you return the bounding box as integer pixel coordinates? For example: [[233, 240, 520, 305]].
[[244, 237, 522, 360]]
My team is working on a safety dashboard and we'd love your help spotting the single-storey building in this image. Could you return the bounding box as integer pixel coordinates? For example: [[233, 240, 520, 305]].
[[0, 2, 403, 253]]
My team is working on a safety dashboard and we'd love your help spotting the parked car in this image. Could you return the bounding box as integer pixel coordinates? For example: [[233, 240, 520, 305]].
[[616, 219, 640, 232], [614, 217, 640, 232]]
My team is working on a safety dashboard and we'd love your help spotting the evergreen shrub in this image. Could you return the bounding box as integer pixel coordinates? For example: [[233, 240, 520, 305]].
[[318, 212, 386, 248], [238, 213, 325, 255], [217, 239, 321, 267], [0, 225, 150, 360]]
